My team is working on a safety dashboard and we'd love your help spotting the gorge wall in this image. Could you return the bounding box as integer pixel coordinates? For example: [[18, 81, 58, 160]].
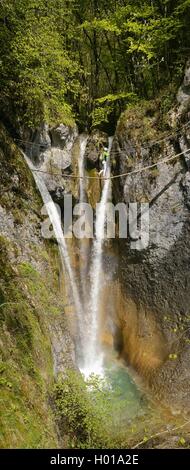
[[0, 124, 75, 448], [110, 61, 190, 412]]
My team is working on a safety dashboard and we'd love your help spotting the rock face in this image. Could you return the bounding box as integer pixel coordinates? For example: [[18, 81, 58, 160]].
[[112, 64, 190, 412], [23, 123, 78, 203], [51, 124, 77, 150], [176, 59, 190, 119], [0, 123, 75, 447], [84, 130, 108, 170]]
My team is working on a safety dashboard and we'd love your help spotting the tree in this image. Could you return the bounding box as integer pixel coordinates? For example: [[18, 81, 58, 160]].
[[0, 0, 190, 130], [0, 0, 83, 128]]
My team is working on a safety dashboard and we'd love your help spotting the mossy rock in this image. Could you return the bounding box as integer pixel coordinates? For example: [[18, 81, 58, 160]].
[[0, 125, 73, 448]]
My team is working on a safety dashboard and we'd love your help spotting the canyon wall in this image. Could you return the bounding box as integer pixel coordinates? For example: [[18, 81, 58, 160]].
[[111, 61, 190, 412], [0, 124, 75, 447]]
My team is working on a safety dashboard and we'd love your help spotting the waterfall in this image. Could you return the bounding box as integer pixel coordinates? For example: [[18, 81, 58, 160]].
[[81, 137, 113, 377], [23, 153, 85, 366], [78, 135, 90, 309], [23, 134, 113, 377]]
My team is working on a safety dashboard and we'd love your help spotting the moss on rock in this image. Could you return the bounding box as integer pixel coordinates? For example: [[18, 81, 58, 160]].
[[0, 123, 74, 448]]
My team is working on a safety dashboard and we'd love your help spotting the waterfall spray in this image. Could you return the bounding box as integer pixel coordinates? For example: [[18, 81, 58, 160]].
[[81, 137, 113, 377], [23, 153, 85, 366], [78, 135, 89, 306], [23, 133, 113, 377]]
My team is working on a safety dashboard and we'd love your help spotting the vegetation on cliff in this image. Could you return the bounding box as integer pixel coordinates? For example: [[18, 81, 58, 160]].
[[0, 124, 71, 448]]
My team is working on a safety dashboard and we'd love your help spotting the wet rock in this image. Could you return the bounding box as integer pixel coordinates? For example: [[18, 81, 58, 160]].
[[51, 124, 78, 150], [0, 121, 75, 319], [24, 123, 79, 206], [50, 186, 66, 205], [48, 316, 76, 376], [172, 60, 190, 123], [85, 130, 108, 170], [11, 174, 20, 189], [113, 61, 190, 411], [181, 173, 190, 209], [177, 60, 190, 106], [0, 124, 76, 446], [179, 133, 190, 170], [25, 122, 78, 164], [28, 123, 51, 160]]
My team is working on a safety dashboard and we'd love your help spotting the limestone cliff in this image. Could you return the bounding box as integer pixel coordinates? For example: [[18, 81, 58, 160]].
[[111, 62, 190, 412]]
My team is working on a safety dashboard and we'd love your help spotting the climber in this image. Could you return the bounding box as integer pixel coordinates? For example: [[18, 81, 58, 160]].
[[99, 146, 109, 177]]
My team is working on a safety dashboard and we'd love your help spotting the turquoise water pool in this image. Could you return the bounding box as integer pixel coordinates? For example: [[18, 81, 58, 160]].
[[104, 360, 148, 421]]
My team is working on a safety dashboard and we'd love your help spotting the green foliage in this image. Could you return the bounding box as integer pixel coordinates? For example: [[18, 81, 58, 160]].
[[54, 371, 111, 448], [169, 353, 178, 360], [0, 0, 190, 129], [96, 92, 137, 105], [178, 437, 186, 446], [54, 369, 190, 450], [54, 370, 138, 448], [0, 138, 67, 449], [76, 0, 190, 125], [0, 0, 81, 127], [92, 92, 137, 126], [0, 250, 59, 448], [91, 104, 114, 127]]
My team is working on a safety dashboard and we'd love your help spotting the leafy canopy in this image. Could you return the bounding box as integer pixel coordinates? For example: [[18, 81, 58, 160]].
[[0, 0, 190, 129]]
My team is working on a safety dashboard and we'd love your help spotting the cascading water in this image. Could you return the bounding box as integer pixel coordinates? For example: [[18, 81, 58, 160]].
[[23, 153, 85, 366], [78, 135, 89, 304], [23, 142, 146, 417], [81, 137, 113, 377], [78, 137, 145, 417]]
